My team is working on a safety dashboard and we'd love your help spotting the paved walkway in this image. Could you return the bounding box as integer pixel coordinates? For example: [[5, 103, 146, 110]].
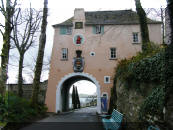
[[20, 107, 104, 130]]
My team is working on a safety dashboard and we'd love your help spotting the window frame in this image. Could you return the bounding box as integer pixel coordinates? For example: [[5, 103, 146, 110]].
[[96, 25, 101, 34], [133, 32, 139, 43], [59, 26, 72, 35], [90, 52, 95, 56], [110, 47, 116, 60], [61, 48, 68, 60], [66, 27, 72, 35], [75, 22, 83, 29], [104, 76, 111, 84]]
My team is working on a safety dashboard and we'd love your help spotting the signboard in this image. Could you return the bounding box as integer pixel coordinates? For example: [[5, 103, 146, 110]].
[[101, 97, 107, 113]]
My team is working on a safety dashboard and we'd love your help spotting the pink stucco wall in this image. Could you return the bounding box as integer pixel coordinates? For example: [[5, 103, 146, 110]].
[[45, 9, 162, 112]]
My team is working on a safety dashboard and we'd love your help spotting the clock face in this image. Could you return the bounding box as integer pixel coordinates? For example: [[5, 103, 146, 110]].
[[73, 34, 84, 46]]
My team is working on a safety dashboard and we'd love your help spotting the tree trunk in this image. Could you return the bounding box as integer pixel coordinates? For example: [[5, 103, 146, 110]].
[[108, 78, 117, 114], [0, 0, 12, 95], [165, 0, 173, 129], [161, 8, 165, 44], [135, 0, 150, 52], [31, 0, 48, 106], [18, 52, 24, 97]]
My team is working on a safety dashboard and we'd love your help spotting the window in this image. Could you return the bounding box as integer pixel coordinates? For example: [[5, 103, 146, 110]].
[[93, 25, 104, 34], [60, 27, 72, 35], [96, 25, 101, 34], [133, 32, 139, 43], [110, 48, 116, 59], [66, 27, 72, 35], [61, 48, 68, 60], [104, 76, 110, 84], [75, 22, 83, 29], [90, 52, 95, 56]]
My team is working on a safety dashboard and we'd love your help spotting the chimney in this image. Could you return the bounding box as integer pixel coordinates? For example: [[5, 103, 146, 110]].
[[74, 8, 85, 21]]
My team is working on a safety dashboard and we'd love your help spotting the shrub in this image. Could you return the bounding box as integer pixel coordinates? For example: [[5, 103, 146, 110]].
[[0, 92, 47, 123], [139, 87, 165, 122]]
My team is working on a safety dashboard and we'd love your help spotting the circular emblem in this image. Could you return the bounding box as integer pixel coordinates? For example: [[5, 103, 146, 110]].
[[73, 34, 84, 46]]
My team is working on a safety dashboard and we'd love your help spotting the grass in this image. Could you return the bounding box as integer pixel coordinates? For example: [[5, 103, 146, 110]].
[[0, 122, 7, 127]]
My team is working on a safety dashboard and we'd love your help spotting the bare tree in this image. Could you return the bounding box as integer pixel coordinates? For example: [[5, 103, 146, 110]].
[[24, 53, 50, 83], [0, 0, 17, 95], [11, 7, 41, 97], [31, 0, 48, 106], [145, 7, 165, 44]]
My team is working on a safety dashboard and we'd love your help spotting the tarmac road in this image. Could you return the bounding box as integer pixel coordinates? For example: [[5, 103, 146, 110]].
[[20, 106, 104, 130]]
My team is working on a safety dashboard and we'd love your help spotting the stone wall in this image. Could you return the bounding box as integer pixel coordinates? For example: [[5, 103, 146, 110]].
[[8, 80, 48, 103], [116, 79, 157, 129]]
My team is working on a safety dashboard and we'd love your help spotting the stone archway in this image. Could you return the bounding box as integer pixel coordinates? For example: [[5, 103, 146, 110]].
[[56, 72, 101, 113]]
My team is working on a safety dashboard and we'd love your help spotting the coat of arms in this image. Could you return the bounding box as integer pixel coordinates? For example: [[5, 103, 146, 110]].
[[73, 50, 84, 72]]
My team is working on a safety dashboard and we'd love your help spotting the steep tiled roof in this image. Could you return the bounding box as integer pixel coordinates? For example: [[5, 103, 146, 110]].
[[53, 10, 161, 27]]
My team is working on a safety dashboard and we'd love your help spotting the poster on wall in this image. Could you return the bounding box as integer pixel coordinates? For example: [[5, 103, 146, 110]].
[[101, 97, 107, 113]]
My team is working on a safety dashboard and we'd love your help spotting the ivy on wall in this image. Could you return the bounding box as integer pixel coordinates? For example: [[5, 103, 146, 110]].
[[139, 87, 165, 122], [116, 43, 165, 85], [109, 42, 166, 123]]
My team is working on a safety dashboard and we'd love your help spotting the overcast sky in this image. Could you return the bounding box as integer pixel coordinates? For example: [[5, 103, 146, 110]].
[[0, 0, 167, 94]]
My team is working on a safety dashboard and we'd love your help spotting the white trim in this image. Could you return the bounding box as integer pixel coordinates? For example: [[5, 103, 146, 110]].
[[104, 76, 111, 84], [90, 52, 95, 56], [110, 48, 116, 59], [61, 48, 68, 60], [132, 32, 139, 43], [56, 72, 101, 114]]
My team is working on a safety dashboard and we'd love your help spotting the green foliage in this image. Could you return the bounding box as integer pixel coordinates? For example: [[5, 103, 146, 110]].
[[0, 92, 47, 123], [116, 43, 165, 85], [75, 87, 80, 109], [109, 42, 166, 121], [72, 86, 76, 109], [72, 86, 81, 109], [139, 87, 165, 121]]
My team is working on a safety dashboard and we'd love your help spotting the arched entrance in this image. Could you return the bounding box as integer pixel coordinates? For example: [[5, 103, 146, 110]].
[[56, 72, 101, 114]]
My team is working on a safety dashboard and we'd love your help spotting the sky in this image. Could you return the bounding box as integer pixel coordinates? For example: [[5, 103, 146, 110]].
[[0, 0, 167, 94], [69, 80, 97, 95]]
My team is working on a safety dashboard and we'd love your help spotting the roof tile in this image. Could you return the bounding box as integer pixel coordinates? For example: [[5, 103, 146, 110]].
[[53, 10, 161, 27]]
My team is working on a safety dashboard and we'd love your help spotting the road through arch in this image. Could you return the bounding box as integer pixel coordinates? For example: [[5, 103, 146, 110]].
[[56, 72, 101, 113]]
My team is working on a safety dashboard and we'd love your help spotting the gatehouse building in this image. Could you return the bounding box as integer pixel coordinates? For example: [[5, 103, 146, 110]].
[[45, 8, 162, 113]]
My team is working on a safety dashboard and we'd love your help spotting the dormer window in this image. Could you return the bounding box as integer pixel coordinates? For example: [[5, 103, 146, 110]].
[[93, 25, 104, 34], [66, 27, 72, 34], [96, 25, 101, 34], [60, 26, 72, 35]]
